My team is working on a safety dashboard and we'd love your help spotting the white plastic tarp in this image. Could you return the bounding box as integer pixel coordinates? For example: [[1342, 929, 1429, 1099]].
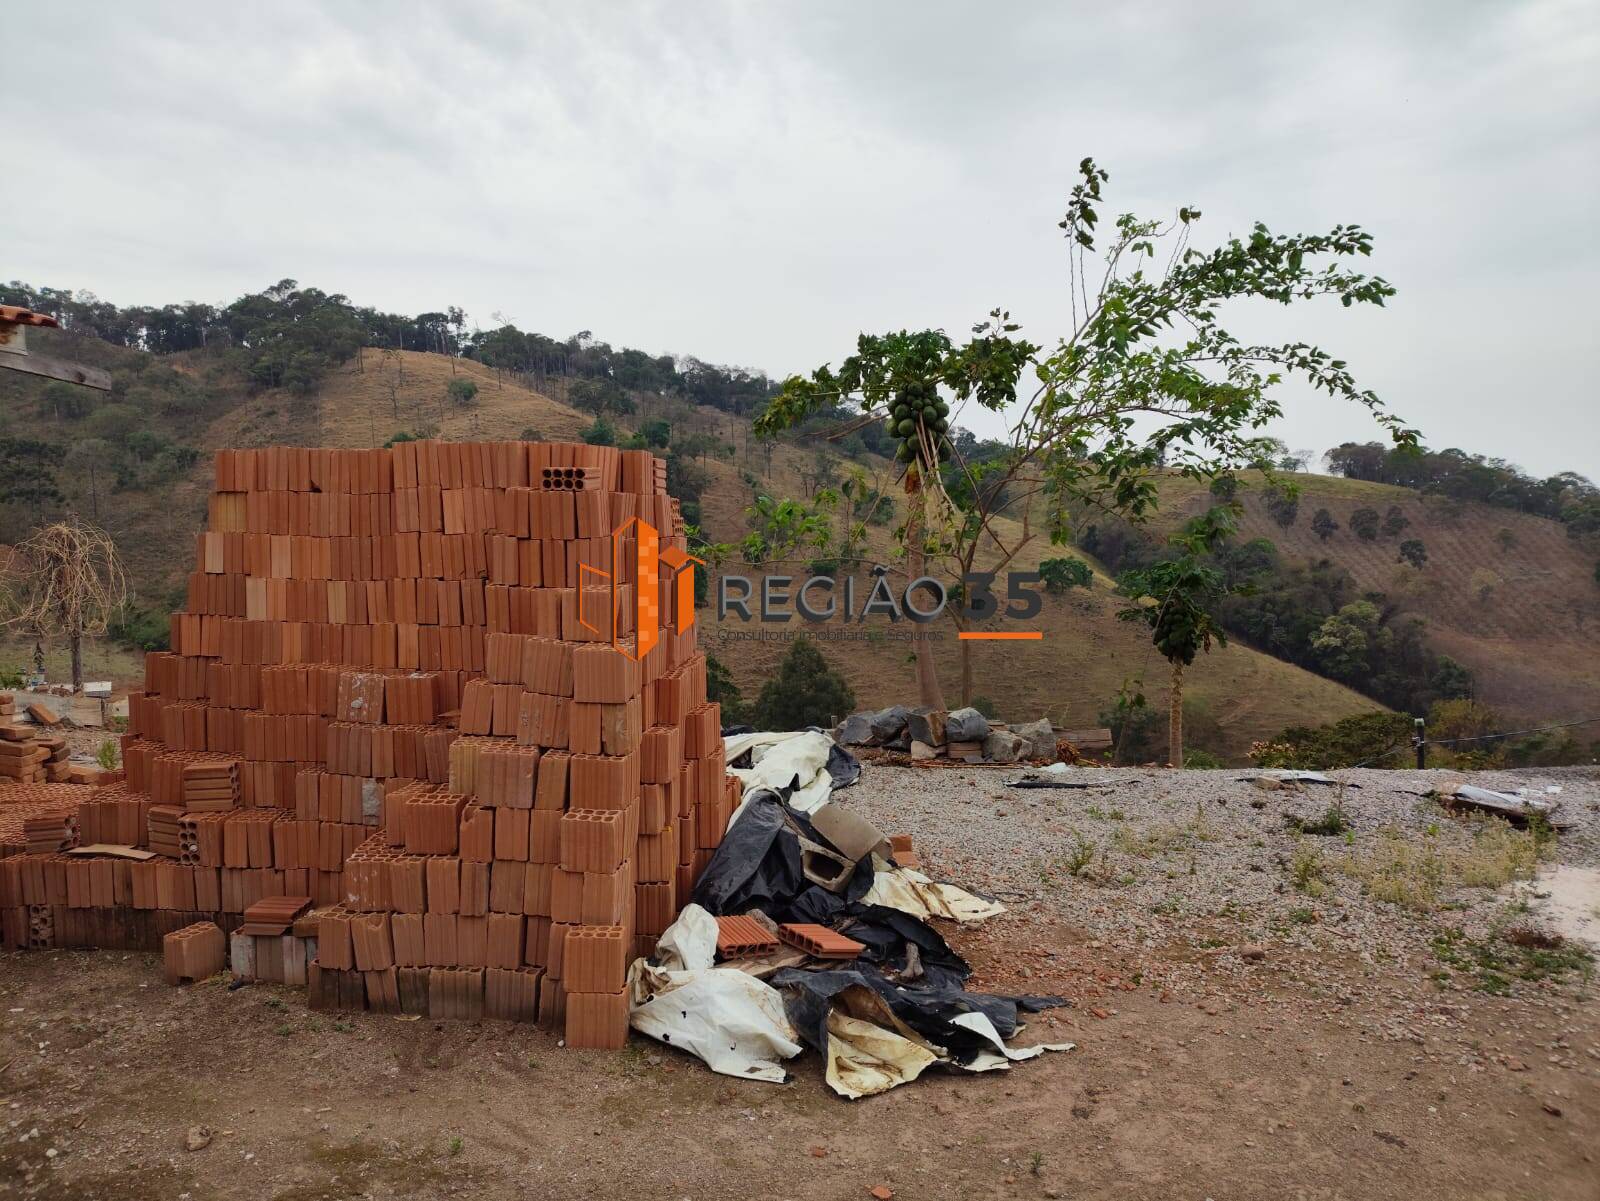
[[862, 864, 1005, 924], [724, 730, 837, 815], [949, 1011, 1075, 1073], [626, 905, 802, 1082]]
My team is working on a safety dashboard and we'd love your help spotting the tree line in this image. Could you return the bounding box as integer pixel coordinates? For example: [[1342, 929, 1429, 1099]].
[[1326, 440, 1599, 537], [0, 278, 780, 415]]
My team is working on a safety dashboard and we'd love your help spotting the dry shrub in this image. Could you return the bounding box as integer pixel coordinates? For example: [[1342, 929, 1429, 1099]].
[[1335, 817, 1547, 910]]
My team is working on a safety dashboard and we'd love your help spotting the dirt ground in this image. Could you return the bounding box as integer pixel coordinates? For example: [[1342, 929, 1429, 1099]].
[[4, 769, 1597, 1200]]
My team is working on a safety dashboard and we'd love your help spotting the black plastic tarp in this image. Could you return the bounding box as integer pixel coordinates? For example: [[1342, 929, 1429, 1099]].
[[690, 791, 875, 918], [772, 964, 1064, 1067], [690, 786, 1067, 1062]]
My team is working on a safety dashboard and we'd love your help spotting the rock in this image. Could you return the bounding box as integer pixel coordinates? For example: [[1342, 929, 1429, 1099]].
[[982, 730, 1027, 764], [835, 713, 875, 746], [185, 1126, 213, 1152], [868, 706, 912, 743], [1014, 718, 1054, 760], [946, 707, 990, 742], [906, 708, 947, 747], [1239, 944, 1268, 961], [909, 740, 940, 761]]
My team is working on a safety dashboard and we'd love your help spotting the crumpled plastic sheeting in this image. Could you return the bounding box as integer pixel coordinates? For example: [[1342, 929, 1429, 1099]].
[[949, 1011, 1075, 1073], [690, 792, 875, 918], [1236, 770, 1356, 787], [774, 966, 1069, 1097], [627, 905, 803, 1083], [781, 973, 944, 1098], [823, 1011, 941, 1099], [863, 865, 1006, 924], [724, 730, 852, 816]]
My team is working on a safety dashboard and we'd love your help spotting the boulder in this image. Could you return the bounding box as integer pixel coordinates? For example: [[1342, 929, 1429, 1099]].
[[868, 705, 912, 743], [835, 713, 876, 746], [983, 730, 1027, 764], [835, 705, 912, 747], [909, 740, 940, 761], [1014, 718, 1055, 760], [945, 707, 990, 742], [906, 708, 947, 748]]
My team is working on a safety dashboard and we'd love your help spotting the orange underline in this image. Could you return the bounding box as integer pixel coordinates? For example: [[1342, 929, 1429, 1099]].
[[958, 631, 1043, 641]]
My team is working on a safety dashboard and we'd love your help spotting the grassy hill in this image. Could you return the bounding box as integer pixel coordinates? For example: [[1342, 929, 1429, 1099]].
[[5, 330, 1593, 760], [1153, 475, 1600, 726]]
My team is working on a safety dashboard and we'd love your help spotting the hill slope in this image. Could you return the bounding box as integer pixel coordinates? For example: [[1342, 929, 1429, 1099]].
[[10, 336, 1591, 758], [1156, 475, 1600, 725]]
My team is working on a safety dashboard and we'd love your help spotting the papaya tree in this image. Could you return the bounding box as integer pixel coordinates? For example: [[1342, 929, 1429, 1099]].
[[757, 158, 1415, 712], [756, 325, 1037, 709]]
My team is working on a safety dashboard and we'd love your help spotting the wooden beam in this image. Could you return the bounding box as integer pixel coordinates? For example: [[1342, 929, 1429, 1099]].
[[0, 351, 112, 391]]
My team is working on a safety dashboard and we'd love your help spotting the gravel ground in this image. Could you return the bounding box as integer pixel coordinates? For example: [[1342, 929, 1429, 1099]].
[[4, 764, 1597, 1199], [847, 765, 1600, 1017]]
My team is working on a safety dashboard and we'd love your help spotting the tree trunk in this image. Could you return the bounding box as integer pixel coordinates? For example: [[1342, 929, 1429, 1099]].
[[70, 632, 83, 693], [1168, 660, 1183, 768], [903, 483, 947, 711], [959, 637, 972, 708]]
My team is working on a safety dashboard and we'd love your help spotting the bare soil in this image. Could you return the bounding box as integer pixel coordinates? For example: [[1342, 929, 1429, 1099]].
[[4, 766, 1597, 1200]]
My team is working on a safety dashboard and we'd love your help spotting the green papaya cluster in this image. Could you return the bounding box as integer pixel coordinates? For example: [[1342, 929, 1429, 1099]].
[[886, 380, 952, 466]]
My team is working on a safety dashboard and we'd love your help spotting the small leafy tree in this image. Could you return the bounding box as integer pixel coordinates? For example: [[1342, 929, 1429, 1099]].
[[740, 494, 837, 566], [569, 378, 634, 419], [446, 377, 479, 407], [1398, 538, 1428, 569], [1115, 511, 1235, 767], [1381, 505, 1409, 538], [1039, 557, 1093, 593], [1209, 475, 1239, 502], [756, 158, 1412, 709], [1311, 507, 1339, 541], [751, 638, 856, 731], [581, 416, 617, 446], [1349, 507, 1380, 541], [1100, 684, 1161, 764], [1310, 600, 1389, 681], [1469, 567, 1500, 601], [639, 418, 672, 448], [1264, 486, 1300, 529]]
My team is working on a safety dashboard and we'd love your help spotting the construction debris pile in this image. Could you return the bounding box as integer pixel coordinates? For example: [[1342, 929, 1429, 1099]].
[[0, 440, 737, 1048], [634, 729, 1073, 1097]]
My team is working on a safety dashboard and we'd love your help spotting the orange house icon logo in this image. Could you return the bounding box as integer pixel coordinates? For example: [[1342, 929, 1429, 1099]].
[[578, 516, 702, 661]]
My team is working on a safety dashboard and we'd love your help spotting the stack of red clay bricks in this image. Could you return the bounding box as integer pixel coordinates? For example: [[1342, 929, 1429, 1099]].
[[0, 704, 73, 784], [0, 440, 734, 1050]]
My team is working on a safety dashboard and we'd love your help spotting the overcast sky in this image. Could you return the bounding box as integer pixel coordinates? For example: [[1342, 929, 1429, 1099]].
[[9, 1, 1597, 478]]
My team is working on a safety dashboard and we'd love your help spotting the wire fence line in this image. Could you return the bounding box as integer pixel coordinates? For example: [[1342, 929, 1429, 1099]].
[[1340, 714, 1600, 770]]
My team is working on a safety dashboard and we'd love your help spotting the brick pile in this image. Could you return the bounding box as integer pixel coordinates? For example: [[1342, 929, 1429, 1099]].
[[0, 440, 736, 1049], [0, 696, 73, 784], [0, 783, 84, 859]]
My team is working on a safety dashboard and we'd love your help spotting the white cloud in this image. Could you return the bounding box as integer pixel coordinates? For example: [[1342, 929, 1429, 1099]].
[[5, 0, 1595, 476]]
